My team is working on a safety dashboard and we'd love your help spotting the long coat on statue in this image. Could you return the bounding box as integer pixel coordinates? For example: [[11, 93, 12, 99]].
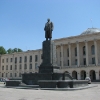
[[44, 21, 54, 40]]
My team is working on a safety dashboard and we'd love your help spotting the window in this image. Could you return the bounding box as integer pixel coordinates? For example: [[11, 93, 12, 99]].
[[68, 60, 69, 66], [83, 46, 86, 55], [30, 56, 32, 62], [10, 65, 12, 70], [15, 57, 17, 63], [19, 64, 22, 69], [35, 63, 38, 69], [15, 65, 17, 70], [75, 47, 77, 56], [30, 64, 32, 69], [10, 58, 13, 62], [91, 45, 95, 55], [83, 58, 86, 65], [75, 59, 77, 65], [67, 48, 69, 57], [19, 57, 22, 63], [2, 66, 4, 70], [10, 73, 12, 77], [6, 58, 8, 62], [92, 57, 95, 64], [15, 73, 17, 77], [6, 65, 8, 70], [24, 64, 27, 69], [35, 55, 38, 62], [24, 56, 27, 62], [2, 59, 4, 63]]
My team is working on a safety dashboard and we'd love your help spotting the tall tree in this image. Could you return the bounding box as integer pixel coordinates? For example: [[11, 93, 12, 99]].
[[12, 48, 18, 53], [7, 48, 23, 54], [0, 46, 6, 54], [18, 48, 23, 52], [7, 48, 13, 54]]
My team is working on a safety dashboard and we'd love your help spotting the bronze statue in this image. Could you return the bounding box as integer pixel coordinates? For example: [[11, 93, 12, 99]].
[[44, 19, 54, 40]]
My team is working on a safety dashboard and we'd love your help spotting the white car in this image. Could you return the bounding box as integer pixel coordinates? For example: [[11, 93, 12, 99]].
[[85, 77, 91, 84]]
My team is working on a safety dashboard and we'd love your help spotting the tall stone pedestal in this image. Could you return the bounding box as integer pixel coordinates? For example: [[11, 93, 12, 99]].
[[39, 40, 60, 73]]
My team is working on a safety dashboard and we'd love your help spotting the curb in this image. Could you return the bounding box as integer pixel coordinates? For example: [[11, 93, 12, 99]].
[[0, 84, 98, 91]]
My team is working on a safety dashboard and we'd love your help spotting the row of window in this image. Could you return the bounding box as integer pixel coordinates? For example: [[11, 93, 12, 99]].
[[2, 62, 38, 70], [1, 73, 21, 77], [2, 64, 35, 70], [59, 57, 95, 66], [2, 55, 39, 63], [60, 45, 95, 57]]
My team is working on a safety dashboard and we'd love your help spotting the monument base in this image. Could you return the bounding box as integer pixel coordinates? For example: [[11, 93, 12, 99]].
[[39, 66, 60, 73], [38, 80, 88, 88], [22, 73, 73, 85]]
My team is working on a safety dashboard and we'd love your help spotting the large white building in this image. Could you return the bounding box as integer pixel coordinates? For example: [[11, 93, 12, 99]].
[[0, 28, 100, 81]]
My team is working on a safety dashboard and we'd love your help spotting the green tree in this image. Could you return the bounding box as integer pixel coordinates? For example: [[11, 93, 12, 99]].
[[7, 48, 23, 54], [18, 48, 23, 52], [7, 48, 13, 54], [0, 46, 6, 54], [12, 48, 18, 53]]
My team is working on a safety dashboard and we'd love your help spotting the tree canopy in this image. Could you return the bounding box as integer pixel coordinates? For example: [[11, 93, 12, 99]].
[[7, 48, 23, 54], [0, 46, 6, 55], [0, 46, 23, 54]]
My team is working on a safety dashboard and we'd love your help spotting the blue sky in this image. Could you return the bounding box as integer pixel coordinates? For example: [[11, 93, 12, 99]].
[[0, 0, 100, 51]]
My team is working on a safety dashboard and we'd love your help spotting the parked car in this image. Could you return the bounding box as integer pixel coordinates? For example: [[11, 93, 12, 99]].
[[85, 77, 91, 84], [0, 78, 9, 82]]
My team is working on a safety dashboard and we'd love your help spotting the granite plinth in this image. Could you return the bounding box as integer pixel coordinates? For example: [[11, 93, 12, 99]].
[[22, 73, 73, 85], [39, 66, 60, 73], [38, 80, 89, 88], [39, 80, 58, 88], [39, 40, 60, 73], [57, 80, 88, 88], [6, 81, 21, 86]]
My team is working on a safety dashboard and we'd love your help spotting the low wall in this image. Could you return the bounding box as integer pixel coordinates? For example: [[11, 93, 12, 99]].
[[6, 81, 21, 86], [22, 73, 73, 85], [38, 80, 88, 88]]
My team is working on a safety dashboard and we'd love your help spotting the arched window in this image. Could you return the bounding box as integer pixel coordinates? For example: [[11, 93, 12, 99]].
[[83, 46, 86, 55], [91, 45, 95, 55], [75, 47, 77, 56]]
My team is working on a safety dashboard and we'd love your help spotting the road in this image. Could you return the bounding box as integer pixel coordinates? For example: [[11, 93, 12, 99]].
[[0, 83, 99, 100]]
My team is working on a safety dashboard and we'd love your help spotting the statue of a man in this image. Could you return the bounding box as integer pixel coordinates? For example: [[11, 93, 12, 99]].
[[44, 19, 54, 40]]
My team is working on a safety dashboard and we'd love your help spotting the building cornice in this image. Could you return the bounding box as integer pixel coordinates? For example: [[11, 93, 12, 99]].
[[54, 32, 100, 42]]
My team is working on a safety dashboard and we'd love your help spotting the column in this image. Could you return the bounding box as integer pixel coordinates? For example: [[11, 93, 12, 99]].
[[22, 54, 24, 74], [77, 72, 80, 80], [68, 43, 71, 67], [38, 51, 40, 65], [96, 71, 99, 80], [94, 40, 98, 65], [12, 54, 15, 79], [61, 44, 63, 68], [86, 71, 89, 77], [85, 41, 89, 66], [76, 42, 80, 66]]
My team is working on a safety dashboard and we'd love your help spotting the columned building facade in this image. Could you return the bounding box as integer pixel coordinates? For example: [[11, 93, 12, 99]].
[[0, 28, 100, 81]]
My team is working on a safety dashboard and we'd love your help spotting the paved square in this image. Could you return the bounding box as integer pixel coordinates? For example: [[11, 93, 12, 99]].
[[0, 83, 99, 100]]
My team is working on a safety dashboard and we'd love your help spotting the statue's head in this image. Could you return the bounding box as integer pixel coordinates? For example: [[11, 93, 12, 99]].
[[47, 18, 50, 22]]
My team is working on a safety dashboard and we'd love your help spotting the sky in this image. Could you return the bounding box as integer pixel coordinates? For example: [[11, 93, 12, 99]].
[[0, 0, 100, 51]]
